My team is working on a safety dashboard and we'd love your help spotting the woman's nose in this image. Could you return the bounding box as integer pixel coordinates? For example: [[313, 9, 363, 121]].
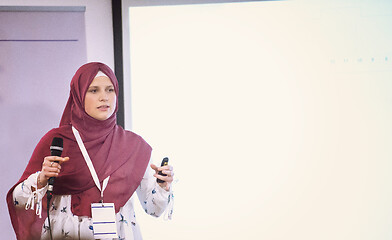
[[99, 92, 109, 101]]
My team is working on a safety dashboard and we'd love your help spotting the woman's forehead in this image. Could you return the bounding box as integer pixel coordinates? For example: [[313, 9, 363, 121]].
[[89, 76, 114, 87]]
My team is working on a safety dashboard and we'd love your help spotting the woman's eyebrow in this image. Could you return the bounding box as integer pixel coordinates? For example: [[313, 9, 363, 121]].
[[88, 85, 114, 89]]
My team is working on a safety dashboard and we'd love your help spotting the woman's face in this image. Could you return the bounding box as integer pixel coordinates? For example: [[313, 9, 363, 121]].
[[84, 76, 116, 121]]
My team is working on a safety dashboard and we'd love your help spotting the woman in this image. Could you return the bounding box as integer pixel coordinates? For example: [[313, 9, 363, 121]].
[[7, 62, 174, 240]]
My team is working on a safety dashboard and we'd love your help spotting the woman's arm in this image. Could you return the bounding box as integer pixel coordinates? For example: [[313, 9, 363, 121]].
[[12, 172, 48, 218], [136, 164, 173, 217]]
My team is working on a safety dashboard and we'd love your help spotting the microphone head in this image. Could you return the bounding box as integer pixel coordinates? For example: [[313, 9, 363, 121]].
[[50, 137, 63, 156]]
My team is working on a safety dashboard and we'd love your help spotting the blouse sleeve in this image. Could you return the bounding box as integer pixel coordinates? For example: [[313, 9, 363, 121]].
[[12, 171, 48, 218], [136, 162, 173, 218]]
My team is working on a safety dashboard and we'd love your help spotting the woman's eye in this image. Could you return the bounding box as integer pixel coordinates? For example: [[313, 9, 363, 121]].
[[89, 89, 97, 93], [108, 88, 115, 92]]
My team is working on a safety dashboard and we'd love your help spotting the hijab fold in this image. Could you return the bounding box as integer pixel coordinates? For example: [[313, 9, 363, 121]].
[[7, 62, 151, 240]]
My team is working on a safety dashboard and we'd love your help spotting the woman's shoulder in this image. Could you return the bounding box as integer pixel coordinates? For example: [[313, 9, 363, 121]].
[[39, 125, 74, 144], [117, 126, 151, 148]]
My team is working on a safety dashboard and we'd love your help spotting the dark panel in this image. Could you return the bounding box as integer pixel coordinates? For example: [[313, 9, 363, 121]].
[[112, 0, 125, 127]]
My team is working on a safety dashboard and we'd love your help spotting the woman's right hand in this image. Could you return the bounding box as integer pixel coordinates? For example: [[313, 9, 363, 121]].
[[37, 156, 69, 189]]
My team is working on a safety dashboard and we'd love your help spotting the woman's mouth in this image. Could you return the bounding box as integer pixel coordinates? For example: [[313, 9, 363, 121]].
[[98, 105, 110, 111]]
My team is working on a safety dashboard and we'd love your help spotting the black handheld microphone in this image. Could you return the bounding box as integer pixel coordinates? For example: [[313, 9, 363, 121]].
[[46, 137, 63, 240], [47, 137, 63, 194]]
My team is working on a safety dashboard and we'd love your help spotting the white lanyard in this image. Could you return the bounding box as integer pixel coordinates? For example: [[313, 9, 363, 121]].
[[72, 126, 110, 200]]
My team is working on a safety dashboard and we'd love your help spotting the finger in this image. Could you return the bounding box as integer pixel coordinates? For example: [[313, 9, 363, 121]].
[[49, 162, 62, 169], [166, 176, 174, 183], [52, 156, 69, 164], [44, 156, 69, 164], [41, 167, 60, 179], [159, 165, 173, 171], [162, 170, 174, 177], [42, 171, 60, 179], [154, 173, 173, 183], [43, 158, 54, 168], [42, 160, 62, 170], [44, 156, 62, 162], [165, 183, 171, 191], [42, 165, 61, 173], [154, 173, 165, 181], [155, 166, 172, 174], [150, 164, 159, 171]]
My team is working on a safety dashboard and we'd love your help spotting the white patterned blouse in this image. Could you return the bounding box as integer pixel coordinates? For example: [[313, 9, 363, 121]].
[[12, 161, 174, 240]]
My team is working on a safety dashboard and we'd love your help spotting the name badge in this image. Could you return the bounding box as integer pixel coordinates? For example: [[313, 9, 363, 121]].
[[91, 203, 118, 239]]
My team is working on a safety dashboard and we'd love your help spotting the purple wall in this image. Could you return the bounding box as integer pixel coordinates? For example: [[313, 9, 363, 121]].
[[0, 8, 87, 238]]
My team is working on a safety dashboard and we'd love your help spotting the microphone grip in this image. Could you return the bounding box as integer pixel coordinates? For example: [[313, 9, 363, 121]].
[[47, 137, 63, 199], [47, 160, 59, 192]]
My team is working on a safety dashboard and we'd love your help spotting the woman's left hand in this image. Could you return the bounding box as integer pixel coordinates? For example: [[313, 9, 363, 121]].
[[150, 164, 174, 191]]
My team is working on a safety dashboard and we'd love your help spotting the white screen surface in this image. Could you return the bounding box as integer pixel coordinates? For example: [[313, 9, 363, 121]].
[[126, 1, 392, 239]]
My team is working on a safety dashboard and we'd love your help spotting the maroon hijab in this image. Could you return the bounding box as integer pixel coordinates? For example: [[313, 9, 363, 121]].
[[7, 62, 151, 240]]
